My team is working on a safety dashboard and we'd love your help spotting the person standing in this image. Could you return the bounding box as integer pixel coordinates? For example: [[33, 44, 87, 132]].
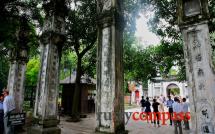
[[158, 95, 164, 112], [152, 98, 160, 127], [173, 97, 183, 134], [144, 97, 152, 123], [0, 94, 4, 134], [166, 95, 174, 125], [140, 96, 146, 112], [182, 98, 189, 130], [3, 89, 15, 134]]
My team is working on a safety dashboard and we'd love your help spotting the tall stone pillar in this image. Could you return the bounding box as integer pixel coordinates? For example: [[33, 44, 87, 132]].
[[177, 0, 215, 133], [31, 0, 67, 133], [7, 17, 29, 113], [96, 0, 125, 133]]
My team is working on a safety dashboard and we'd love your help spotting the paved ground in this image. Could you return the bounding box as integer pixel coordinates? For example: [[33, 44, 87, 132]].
[[59, 107, 191, 134]]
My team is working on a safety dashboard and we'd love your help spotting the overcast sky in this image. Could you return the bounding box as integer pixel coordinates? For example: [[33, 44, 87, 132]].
[[135, 13, 160, 47]]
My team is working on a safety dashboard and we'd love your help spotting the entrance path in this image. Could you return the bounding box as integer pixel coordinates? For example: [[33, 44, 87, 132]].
[[59, 107, 190, 134]]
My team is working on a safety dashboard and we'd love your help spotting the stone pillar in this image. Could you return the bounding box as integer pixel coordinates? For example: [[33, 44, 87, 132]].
[[96, 0, 125, 133], [31, 0, 67, 133], [177, 0, 215, 133], [7, 17, 29, 113]]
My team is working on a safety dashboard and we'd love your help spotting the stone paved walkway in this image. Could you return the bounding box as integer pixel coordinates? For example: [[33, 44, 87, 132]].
[[59, 107, 191, 134]]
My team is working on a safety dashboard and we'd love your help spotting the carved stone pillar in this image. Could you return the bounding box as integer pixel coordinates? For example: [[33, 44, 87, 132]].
[[177, 0, 215, 133], [7, 17, 29, 113], [30, 0, 67, 133], [96, 0, 125, 133]]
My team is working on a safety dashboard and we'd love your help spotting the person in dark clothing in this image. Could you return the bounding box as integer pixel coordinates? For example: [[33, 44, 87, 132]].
[[140, 96, 146, 112], [152, 98, 160, 127], [0, 94, 4, 134], [144, 97, 152, 123]]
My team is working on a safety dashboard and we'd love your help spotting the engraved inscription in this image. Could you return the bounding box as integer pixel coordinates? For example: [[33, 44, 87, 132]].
[[198, 68, 204, 76], [199, 83, 205, 90], [192, 32, 201, 49], [196, 54, 202, 61]]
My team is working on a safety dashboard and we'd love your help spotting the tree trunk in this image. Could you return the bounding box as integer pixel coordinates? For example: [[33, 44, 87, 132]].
[[71, 56, 82, 121]]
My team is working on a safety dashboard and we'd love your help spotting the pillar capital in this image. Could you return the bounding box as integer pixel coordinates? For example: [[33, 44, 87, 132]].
[[97, 0, 124, 29], [177, 0, 210, 27], [97, 8, 124, 29], [9, 47, 28, 64]]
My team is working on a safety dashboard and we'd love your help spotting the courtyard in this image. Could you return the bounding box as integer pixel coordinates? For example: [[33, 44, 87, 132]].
[[59, 107, 190, 134]]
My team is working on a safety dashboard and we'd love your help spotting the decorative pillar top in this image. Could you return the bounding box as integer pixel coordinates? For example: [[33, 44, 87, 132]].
[[97, 0, 124, 29], [177, 0, 209, 27], [40, 0, 68, 47], [9, 16, 30, 63]]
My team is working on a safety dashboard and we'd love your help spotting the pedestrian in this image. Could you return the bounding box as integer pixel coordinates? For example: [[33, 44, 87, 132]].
[[166, 95, 174, 125], [182, 98, 189, 130], [140, 96, 146, 112], [173, 97, 183, 134], [158, 95, 164, 112], [152, 98, 160, 127], [3, 89, 15, 134], [0, 94, 4, 134], [144, 97, 152, 123]]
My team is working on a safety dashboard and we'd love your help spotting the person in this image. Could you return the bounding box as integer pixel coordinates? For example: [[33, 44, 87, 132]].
[[144, 97, 152, 123], [173, 97, 183, 134], [158, 95, 164, 112], [182, 98, 189, 130], [140, 96, 145, 112], [0, 94, 4, 134], [3, 89, 15, 134], [166, 95, 174, 125], [152, 98, 160, 127]]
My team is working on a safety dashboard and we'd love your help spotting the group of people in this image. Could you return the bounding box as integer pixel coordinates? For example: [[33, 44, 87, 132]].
[[0, 89, 16, 134], [140, 95, 190, 134], [140, 96, 161, 127]]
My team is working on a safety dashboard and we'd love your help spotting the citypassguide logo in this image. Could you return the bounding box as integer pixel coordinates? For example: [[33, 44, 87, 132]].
[[97, 112, 191, 125]]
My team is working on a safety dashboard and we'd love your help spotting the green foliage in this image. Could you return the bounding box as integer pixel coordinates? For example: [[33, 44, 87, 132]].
[[26, 57, 40, 86], [124, 38, 185, 85], [64, 0, 97, 77], [170, 88, 180, 95]]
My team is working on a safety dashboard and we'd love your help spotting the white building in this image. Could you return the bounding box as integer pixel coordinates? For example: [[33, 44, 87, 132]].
[[148, 77, 188, 98]]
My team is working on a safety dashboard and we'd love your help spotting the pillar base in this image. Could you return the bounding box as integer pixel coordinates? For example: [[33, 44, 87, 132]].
[[29, 126, 61, 134], [95, 124, 127, 134]]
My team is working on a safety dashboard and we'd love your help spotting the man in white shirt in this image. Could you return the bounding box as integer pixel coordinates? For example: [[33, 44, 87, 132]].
[[3, 89, 15, 134], [173, 97, 183, 134], [182, 98, 189, 130]]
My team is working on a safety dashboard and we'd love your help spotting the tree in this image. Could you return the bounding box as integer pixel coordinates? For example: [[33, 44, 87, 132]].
[[65, 0, 97, 121], [26, 57, 40, 86], [0, 0, 42, 87], [139, 1, 215, 80]]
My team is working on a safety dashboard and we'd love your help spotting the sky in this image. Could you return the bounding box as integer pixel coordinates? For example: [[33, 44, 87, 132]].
[[135, 13, 161, 47]]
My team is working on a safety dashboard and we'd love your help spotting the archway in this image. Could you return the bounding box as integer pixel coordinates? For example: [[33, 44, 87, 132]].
[[166, 83, 180, 97]]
